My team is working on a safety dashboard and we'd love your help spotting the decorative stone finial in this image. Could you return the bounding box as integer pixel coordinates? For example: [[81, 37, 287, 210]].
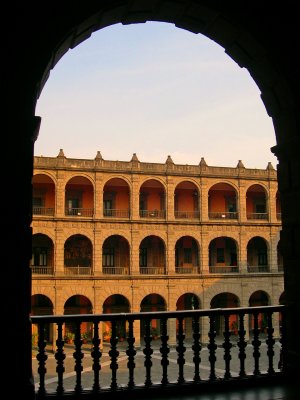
[[57, 149, 65, 158], [131, 153, 139, 162], [166, 155, 174, 164], [266, 162, 275, 170], [237, 160, 245, 168], [199, 157, 207, 167], [95, 151, 103, 160]]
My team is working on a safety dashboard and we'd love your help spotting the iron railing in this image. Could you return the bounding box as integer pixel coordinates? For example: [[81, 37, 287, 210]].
[[33, 207, 55, 216], [103, 209, 130, 218], [208, 212, 239, 219], [139, 266, 166, 274], [139, 210, 166, 218], [65, 208, 94, 217], [31, 305, 286, 400], [174, 211, 200, 219], [175, 266, 199, 274], [102, 267, 129, 275], [247, 265, 269, 273], [247, 213, 268, 220], [209, 266, 239, 273]]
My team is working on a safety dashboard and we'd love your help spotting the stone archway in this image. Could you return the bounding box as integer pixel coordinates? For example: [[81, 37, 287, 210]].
[[4, 4, 300, 396]]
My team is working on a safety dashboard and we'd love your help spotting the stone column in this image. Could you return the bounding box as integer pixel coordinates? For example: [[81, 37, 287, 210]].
[[268, 181, 278, 223], [131, 176, 140, 219], [166, 178, 175, 221], [54, 224, 65, 275], [56, 170, 66, 218], [131, 229, 140, 274], [131, 297, 141, 347], [238, 182, 247, 222], [93, 227, 102, 275], [94, 174, 103, 218], [269, 232, 279, 273], [239, 230, 248, 273], [200, 231, 209, 274], [200, 179, 209, 222], [166, 230, 176, 274]]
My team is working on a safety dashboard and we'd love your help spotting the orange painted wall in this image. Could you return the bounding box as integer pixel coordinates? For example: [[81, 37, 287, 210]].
[[209, 191, 226, 211], [115, 186, 129, 209], [176, 190, 195, 211], [34, 183, 55, 207], [82, 188, 94, 208], [147, 188, 164, 210]]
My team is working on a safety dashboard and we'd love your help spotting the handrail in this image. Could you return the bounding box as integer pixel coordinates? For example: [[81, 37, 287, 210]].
[[31, 305, 286, 400]]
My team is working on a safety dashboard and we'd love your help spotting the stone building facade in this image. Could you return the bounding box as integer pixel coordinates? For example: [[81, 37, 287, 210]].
[[31, 151, 284, 344]]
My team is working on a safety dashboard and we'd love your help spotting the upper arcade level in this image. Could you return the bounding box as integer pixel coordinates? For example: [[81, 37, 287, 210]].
[[32, 152, 281, 224]]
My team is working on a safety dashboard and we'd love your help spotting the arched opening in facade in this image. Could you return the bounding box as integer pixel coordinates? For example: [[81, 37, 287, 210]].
[[209, 237, 238, 273], [102, 235, 130, 275], [31, 294, 54, 343], [248, 290, 270, 332], [139, 235, 166, 275], [32, 174, 55, 216], [102, 294, 130, 342], [139, 179, 166, 219], [210, 293, 240, 336], [208, 183, 238, 220], [175, 236, 200, 274], [31, 233, 54, 275], [247, 236, 269, 273], [140, 294, 166, 339], [176, 293, 200, 339], [65, 176, 94, 217], [246, 184, 268, 220], [103, 178, 130, 218], [174, 181, 199, 220], [64, 295, 93, 343], [64, 234, 92, 275]]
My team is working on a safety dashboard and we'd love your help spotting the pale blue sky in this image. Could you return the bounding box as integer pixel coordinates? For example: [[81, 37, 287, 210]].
[[35, 22, 277, 169]]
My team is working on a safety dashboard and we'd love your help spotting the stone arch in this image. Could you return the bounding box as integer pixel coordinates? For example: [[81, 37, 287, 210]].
[[176, 292, 200, 339], [31, 233, 54, 274], [248, 290, 270, 332], [174, 180, 200, 219], [102, 294, 131, 341], [64, 234, 93, 273], [102, 235, 130, 275], [210, 292, 240, 336], [31, 294, 54, 343], [139, 235, 166, 274], [140, 293, 167, 339], [63, 294, 93, 342], [175, 235, 200, 273], [247, 236, 270, 272], [103, 177, 131, 218]]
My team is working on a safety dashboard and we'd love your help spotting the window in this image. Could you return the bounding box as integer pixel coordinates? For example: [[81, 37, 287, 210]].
[[139, 248, 147, 267], [104, 199, 113, 216], [103, 247, 114, 267], [33, 196, 45, 214], [217, 248, 225, 263], [184, 248, 192, 263], [32, 247, 47, 266], [258, 249, 267, 265], [66, 198, 81, 215], [256, 203, 266, 213]]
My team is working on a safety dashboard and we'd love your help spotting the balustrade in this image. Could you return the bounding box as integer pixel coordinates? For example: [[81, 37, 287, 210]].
[[31, 305, 286, 400]]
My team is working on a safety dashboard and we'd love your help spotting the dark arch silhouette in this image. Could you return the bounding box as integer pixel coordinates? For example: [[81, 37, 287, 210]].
[[3, 3, 300, 397]]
